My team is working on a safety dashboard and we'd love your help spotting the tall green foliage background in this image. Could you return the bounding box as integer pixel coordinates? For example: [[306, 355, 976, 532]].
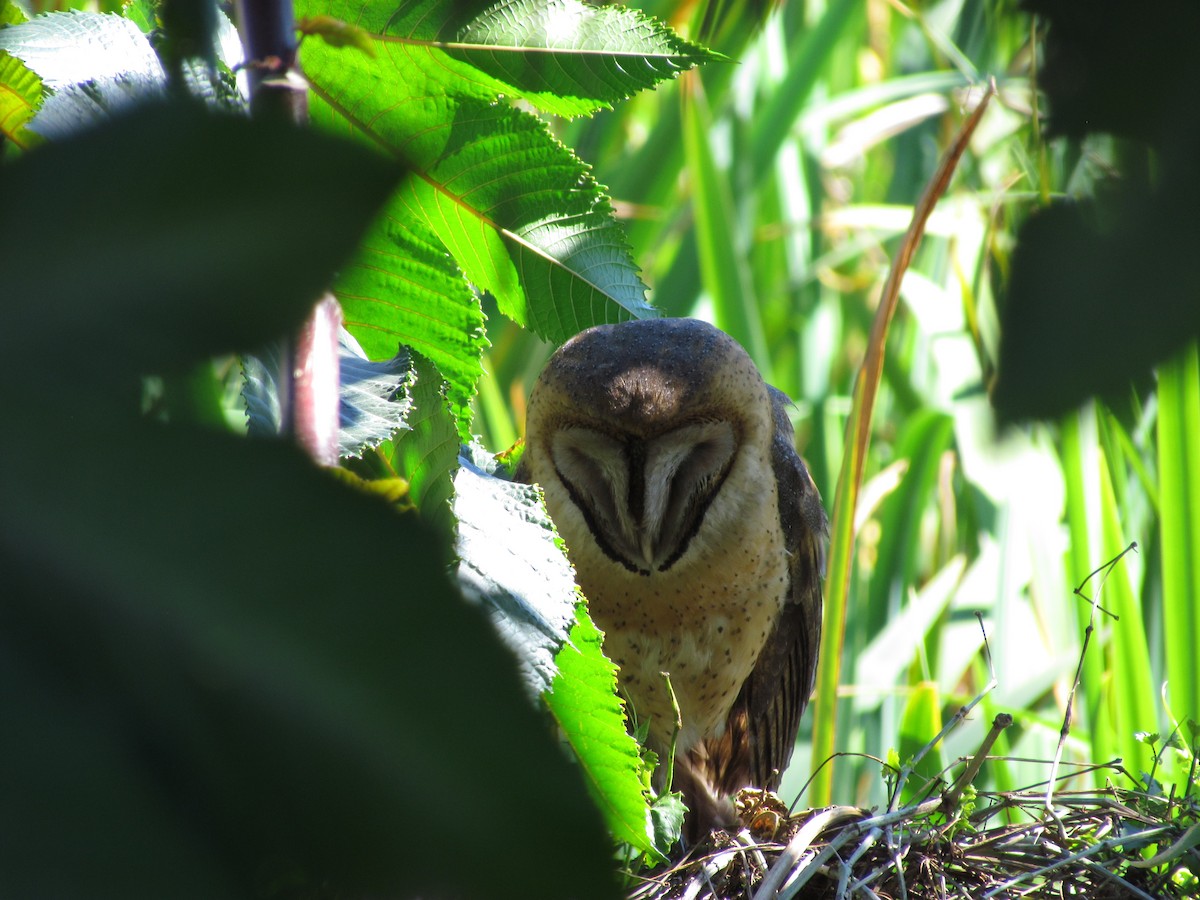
[[475, 0, 1199, 810]]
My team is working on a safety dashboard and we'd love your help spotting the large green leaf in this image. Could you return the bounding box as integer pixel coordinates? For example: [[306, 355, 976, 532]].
[[548, 602, 663, 861], [336, 206, 485, 439], [994, 0, 1200, 422], [446, 0, 717, 118], [453, 445, 578, 696], [0, 9, 162, 149], [298, 0, 656, 343], [383, 350, 461, 535], [304, 0, 714, 118], [0, 50, 42, 149], [0, 10, 163, 90], [0, 0, 24, 26], [453, 445, 663, 856], [993, 194, 1200, 422], [243, 330, 416, 459]]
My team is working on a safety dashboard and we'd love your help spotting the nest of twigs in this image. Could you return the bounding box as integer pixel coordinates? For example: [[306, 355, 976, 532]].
[[628, 769, 1199, 899], [625, 550, 1198, 899]]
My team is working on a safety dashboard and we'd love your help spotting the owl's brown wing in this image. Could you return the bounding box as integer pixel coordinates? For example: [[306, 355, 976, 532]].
[[699, 387, 827, 797]]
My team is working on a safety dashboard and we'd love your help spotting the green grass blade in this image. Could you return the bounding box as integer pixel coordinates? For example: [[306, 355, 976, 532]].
[[898, 681, 945, 806], [1157, 343, 1200, 728], [1060, 409, 1105, 740], [867, 410, 954, 626], [1096, 437, 1155, 781], [809, 92, 991, 806], [748, 0, 861, 181], [681, 77, 768, 366]]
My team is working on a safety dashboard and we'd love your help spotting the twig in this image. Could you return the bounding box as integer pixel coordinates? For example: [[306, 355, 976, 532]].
[[734, 830, 772, 882], [837, 826, 882, 898], [885, 823, 908, 900], [789, 751, 893, 816], [751, 806, 863, 900], [943, 713, 1013, 812], [682, 846, 740, 900], [1046, 543, 1138, 813], [756, 801, 947, 900], [1070, 542, 1136, 621], [981, 824, 1172, 898], [890, 613, 998, 811]]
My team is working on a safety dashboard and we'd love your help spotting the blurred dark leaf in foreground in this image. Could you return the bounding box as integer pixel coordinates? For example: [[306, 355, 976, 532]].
[[994, 0, 1200, 422], [0, 98, 617, 900]]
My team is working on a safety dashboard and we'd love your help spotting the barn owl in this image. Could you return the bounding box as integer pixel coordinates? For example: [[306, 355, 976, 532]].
[[519, 318, 826, 839]]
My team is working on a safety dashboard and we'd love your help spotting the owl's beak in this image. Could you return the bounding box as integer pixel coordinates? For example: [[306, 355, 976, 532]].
[[639, 532, 659, 573]]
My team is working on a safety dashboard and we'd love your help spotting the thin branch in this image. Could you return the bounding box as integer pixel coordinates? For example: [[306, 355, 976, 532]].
[[890, 613, 999, 811], [1046, 543, 1138, 812], [943, 712, 1013, 812]]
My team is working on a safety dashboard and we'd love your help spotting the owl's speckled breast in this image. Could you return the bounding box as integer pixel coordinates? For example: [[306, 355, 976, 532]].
[[561, 449, 791, 755]]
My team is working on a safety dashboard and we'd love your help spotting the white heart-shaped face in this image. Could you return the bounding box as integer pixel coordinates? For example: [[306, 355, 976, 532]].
[[549, 419, 737, 574]]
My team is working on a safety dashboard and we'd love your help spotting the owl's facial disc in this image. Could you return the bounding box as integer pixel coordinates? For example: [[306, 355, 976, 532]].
[[550, 420, 737, 574]]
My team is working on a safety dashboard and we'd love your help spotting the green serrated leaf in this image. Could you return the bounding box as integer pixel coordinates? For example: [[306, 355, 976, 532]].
[[337, 334, 415, 459], [453, 443, 578, 697], [448, 0, 719, 118], [246, 331, 418, 458], [0, 10, 163, 90], [547, 602, 660, 862], [336, 210, 484, 442], [120, 0, 157, 34], [647, 791, 686, 859], [310, 0, 715, 118], [303, 0, 515, 105], [0, 49, 42, 149], [0, 0, 27, 26], [299, 0, 655, 342], [386, 351, 459, 536]]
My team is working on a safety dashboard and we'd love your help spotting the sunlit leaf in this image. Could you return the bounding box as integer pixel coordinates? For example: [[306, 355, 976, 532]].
[[383, 351, 459, 535], [548, 602, 662, 860], [335, 209, 485, 440], [993, 196, 1200, 422], [447, 0, 718, 118], [243, 330, 416, 460], [298, 0, 656, 343], [0, 49, 42, 148], [453, 445, 577, 697], [0, 410, 617, 900]]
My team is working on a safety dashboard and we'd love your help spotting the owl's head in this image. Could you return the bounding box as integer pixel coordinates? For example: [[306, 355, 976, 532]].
[[523, 318, 774, 575]]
